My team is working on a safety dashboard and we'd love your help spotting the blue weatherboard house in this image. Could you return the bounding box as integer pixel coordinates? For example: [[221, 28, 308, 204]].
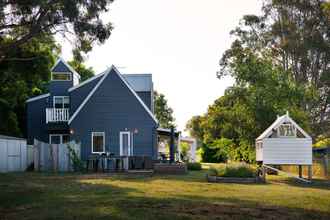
[[26, 58, 159, 160]]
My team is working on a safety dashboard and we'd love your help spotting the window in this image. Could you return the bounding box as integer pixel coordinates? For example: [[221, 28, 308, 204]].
[[52, 72, 71, 81], [49, 134, 70, 144], [92, 132, 105, 153], [278, 123, 296, 137], [53, 96, 69, 108]]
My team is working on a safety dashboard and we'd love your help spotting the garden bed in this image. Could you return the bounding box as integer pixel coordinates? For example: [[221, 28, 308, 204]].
[[206, 163, 265, 183], [154, 163, 187, 174], [207, 174, 264, 183]]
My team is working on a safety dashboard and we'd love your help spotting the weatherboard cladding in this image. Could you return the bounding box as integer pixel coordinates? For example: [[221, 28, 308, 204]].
[[52, 60, 72, 72], [69, 75, 102, 114], [136, 91, 152, 111], [26, 96, 50, 144], [70, 68, 157, 160]]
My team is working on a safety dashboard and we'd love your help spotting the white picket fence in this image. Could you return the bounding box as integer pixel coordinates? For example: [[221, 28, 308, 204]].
[[0, 135, 31, 173], [34, 139, 81, 172]]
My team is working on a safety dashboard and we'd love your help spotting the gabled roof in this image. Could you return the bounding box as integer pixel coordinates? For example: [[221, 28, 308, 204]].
[[26, 93, 50, 103], [68, 65, 158, 125], [68, 70, 106, 92], [51, 57, 81, 79], [256, 113, 311, 140]]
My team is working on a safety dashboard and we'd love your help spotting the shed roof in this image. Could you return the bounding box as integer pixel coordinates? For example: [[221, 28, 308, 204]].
[[256, 113, 311, 140]]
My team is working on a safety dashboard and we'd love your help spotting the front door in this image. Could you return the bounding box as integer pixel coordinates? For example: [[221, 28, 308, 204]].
[[120, 131, 132, 156]]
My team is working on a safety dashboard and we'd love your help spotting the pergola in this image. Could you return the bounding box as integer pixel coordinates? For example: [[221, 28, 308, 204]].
[[157, 128, 197, 162]]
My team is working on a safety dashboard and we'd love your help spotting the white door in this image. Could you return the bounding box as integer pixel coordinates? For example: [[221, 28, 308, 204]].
[[120, 132, 132, 156]]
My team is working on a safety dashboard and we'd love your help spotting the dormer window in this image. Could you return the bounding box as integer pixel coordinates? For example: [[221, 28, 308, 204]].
[[51, 72, 71, 81]]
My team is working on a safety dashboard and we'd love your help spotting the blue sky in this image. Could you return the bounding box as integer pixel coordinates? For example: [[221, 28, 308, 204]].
[[60, 0, 262, 133]]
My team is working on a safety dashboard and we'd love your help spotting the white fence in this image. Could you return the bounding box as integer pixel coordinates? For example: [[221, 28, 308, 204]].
[[34, 139, 81, 172], [0, 135, 30, 173]]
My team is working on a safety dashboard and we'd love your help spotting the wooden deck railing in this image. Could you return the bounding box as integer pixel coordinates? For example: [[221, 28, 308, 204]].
[[46, 108, 69, 123]]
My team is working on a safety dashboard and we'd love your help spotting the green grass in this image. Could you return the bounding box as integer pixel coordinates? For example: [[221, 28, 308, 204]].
[[208, 163, 256, 178], [0, 168, 330, 220]]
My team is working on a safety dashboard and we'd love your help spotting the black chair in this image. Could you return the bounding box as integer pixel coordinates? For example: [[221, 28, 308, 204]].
[[143, 156, 153, 169], [86, 154, 101, 172]]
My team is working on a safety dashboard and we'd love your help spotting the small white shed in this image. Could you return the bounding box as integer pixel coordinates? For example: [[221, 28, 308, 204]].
[[256, 112, 312, 165], [0, 135, 28, 172]]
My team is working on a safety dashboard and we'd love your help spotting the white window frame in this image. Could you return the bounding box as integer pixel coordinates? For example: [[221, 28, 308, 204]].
[[51, 72, 72, 81], [277, 124, 297, 138], [120, 131, 133, 156], [53, 96, 70, 108], [49, 134, 70, 144], [91, 132, 105, 154]]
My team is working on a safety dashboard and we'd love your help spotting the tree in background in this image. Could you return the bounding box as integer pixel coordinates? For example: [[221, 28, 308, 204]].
[[218, 0, 330, 137], [68, 59, 95, 82], [186, 0, 330, 163], [154, 91, 175, 128], [0, 35, 59, 136], [0, 0, 114, 62], [0, 0, 113, 137]]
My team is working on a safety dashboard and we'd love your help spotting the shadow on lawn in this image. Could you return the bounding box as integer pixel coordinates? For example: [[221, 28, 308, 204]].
[[267, 174, 330, 190], [1, 173, 330, 220]]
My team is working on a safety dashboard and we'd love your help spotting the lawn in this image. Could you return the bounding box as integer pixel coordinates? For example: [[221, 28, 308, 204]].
[[0, 169, 330, 220]]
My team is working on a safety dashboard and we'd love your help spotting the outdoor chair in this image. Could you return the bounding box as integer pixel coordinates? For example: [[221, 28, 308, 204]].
[[143, 156, 153, 169], [134, 156, 144, 169], [86, 154, 103, 172]]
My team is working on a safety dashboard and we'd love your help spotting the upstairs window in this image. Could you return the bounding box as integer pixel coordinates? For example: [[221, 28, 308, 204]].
[[54, 96, 69, 108], [278, 123, 296, 137], [52, 72, 71, 81]]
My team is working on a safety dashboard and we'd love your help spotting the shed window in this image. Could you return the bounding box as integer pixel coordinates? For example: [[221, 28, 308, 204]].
[[52, 72, 71, 81], [278, 124, 296, 137], [92, 132, 105, 153]]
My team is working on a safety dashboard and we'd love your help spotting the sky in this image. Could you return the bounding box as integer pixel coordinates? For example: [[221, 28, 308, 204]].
[[60, 0, 262, 134]]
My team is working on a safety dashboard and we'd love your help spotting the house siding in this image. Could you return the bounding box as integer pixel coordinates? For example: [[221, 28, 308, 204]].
[[26, 96, 50, 144], [262, 138, 312, 165], [70, 69, 158, 160], [136, 91, 152, 111], [69, 76, 102, 114], [52, 60, 71, 72]]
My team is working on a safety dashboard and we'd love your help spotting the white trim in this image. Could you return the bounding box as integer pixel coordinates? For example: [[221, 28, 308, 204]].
[[68, 65, 158, 125], [68, 68, 110, 124], [256, 114, 311, 140], [49, 134, 70, 144], [112, 66, 158, 124], [68, 71, 106, 92], [120, 131, 131, 156], [51, 72, 71, 81], [51, 57, 81, 79], [91, 132, 105, 154], [53, 96, 69, 108], [26, 93, 50, 103]]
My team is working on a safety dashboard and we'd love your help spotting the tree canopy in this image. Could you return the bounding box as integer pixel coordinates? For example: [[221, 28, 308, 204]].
[[154, 91, 176, 129], [0, 0, 114, 61], [187, 0, 329, 163]]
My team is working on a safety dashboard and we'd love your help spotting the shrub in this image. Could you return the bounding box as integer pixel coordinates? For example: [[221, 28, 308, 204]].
[[209, 163, 256, 178], [187, 162, 202, 171]]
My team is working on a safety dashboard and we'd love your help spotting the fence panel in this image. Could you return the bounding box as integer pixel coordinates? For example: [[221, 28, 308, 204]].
[[33, 140, 81, 172]]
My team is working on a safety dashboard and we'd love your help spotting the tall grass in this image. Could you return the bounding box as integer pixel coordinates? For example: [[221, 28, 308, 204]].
[[208, 163, 256, 178]]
